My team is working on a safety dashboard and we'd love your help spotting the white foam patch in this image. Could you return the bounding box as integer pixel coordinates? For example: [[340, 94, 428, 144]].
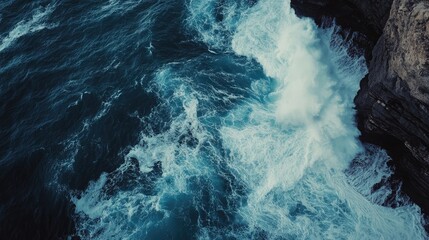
[[232, 0, 364, 166], [0, 4, 56, 52], [217, 0, 427, 238], [347, 144, 398, 204], [220, 104, 426, 239], [185, 0, 250, 51], [72, 66, 219, 239], [71, 0, 428, 239]]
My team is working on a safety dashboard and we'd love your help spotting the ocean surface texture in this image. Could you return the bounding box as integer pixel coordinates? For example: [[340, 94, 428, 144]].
[[0, 0, 427, 239]]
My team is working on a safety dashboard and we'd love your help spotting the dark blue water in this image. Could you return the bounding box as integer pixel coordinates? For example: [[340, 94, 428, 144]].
[[0, 0, 426, 239]]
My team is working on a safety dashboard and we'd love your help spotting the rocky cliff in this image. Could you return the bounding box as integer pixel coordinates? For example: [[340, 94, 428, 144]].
[[355, 0, 429, 212], [291, 0, 429, 213], [291, 0, 393, 61], [291, 0, 392, 35]]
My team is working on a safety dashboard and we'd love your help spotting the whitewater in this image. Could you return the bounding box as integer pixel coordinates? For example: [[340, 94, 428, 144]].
[[0, 0, 425, 239], [68, 0, 428, 239]]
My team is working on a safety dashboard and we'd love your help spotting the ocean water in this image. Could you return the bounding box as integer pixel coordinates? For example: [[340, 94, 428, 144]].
[[0, 0, 427, 239]]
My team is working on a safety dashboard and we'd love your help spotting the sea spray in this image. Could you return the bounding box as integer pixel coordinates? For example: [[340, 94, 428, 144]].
[[70, 0, 428, 239]]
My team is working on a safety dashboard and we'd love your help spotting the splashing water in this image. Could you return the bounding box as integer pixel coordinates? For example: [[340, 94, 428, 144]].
[[70, 0, 427, 239]]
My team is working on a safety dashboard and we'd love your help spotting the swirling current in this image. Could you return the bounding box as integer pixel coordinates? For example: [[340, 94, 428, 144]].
[[0, 0, 427, 239]]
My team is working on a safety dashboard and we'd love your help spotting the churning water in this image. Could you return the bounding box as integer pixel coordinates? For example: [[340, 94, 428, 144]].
[[0, 0, 427, 239]]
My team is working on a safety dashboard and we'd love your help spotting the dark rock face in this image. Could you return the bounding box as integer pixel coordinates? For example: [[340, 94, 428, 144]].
[[346, 0, 394, 34], [291, 0, 392, 37], [355, 0, 429, 212], [290, 0, 393, 62], [291, 0, 393, 38], [291, 0, 429, 213]]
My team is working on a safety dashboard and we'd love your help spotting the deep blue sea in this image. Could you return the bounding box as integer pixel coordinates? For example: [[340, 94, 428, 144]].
[[0, 0, 427, 239]]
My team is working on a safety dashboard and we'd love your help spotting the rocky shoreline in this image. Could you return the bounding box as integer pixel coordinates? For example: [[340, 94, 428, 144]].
[[291, 0, 429, 216]]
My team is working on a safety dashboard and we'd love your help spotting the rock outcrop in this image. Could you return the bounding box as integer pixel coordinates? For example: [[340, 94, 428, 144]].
[[291, 0, 393, 62], [291, 0, 429, 213], [291, 0, 392, 37], [355, 0, 429, 211]]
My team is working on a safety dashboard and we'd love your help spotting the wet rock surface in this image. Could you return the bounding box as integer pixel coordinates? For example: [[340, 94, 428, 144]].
[[355, 0, 429, 213], [292, 0, 429, 214]]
